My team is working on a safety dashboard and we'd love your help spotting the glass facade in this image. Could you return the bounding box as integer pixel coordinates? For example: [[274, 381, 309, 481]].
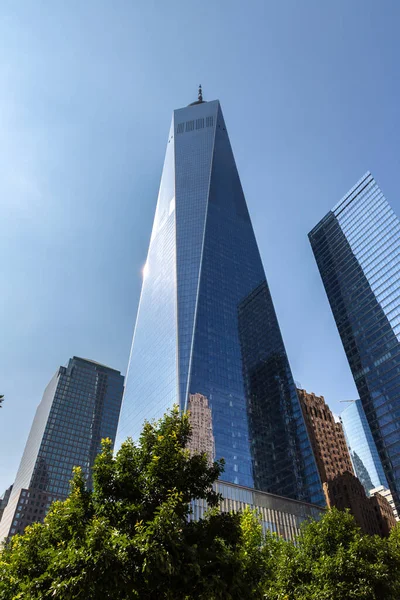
[[341, 399, 389, 495], [309, 172, 400, 510], [118, 98, 324, 505], [0, 357, 124, 541]]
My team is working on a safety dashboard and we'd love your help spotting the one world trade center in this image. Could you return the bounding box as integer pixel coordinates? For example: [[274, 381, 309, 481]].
[[117, 89, 323, 505]]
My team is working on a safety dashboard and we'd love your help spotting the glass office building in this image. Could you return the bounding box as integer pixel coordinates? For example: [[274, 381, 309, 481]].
[[0, 357, 124, 541], [117, 94, 323, 505], [341, 399, 388, 494], [309, 172, 400, 510]]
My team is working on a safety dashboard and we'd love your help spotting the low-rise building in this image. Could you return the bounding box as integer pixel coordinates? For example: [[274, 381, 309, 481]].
[[370, 485, 399, 521], [324, 471, 395, 537], [298, 388, 395, 537], [191, 480, 324, 542]]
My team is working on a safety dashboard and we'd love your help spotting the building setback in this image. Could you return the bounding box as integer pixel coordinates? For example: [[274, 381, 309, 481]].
[[309, 172, 400, 511], [0, 357, 124, 542], [117, 90, 324, 506]]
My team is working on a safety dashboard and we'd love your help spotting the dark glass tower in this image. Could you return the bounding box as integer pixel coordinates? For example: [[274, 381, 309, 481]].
[[0, 357, 124, 541], [309, 172, 400, 510], [118, 94, 323, 505]]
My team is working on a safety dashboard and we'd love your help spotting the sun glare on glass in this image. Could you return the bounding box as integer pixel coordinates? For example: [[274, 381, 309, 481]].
[[142, 262, 149, 279]]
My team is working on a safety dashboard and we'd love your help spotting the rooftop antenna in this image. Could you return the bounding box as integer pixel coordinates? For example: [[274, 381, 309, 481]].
[[198, 84, 203, 102]]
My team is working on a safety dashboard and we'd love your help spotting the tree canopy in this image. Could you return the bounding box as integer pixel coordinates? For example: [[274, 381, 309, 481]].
[[1, 406, 400, 599]]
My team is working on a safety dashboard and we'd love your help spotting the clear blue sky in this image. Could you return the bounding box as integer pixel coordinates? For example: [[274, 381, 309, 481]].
[[1, 0, 400, 493]]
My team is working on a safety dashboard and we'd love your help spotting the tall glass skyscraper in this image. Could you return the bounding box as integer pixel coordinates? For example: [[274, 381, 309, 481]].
[[0, 357, 124, 541], [117, 93, 323, 505], [309, 172, 400, 510], [341, 399, 388, 495]]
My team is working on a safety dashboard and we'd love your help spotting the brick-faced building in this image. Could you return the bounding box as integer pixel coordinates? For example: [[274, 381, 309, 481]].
[[297, 388, 354, 481], [324, 472, 396, 537], [298, 388, 395, 537], [370, 492, 397, 537]]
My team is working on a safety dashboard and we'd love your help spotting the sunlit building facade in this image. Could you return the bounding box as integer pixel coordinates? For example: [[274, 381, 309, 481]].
[[309, 172, 400, 511], [117, 93, 323, 505]]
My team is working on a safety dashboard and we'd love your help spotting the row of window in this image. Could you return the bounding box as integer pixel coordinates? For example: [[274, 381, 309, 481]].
[[176, 116, 214, 134]]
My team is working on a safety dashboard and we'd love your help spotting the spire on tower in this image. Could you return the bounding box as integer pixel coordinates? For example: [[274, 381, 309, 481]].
[[188, 84, 206, 106]]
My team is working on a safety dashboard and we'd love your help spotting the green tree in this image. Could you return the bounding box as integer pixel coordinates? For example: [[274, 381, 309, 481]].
[[2, 407, 400, 599], [0, 407, 258, 599], [264, 507, 400, 600]]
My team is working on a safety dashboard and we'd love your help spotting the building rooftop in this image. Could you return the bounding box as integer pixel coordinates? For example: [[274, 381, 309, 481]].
[[72, 356, 122, 374]]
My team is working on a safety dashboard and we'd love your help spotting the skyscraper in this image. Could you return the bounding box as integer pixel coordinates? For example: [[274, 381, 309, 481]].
[[117, 91, 323, 505], [309, 172, 400, 510], [0, 357, 124, 541], [341, 399, 389, 495], [297, 388, 354, 483]]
